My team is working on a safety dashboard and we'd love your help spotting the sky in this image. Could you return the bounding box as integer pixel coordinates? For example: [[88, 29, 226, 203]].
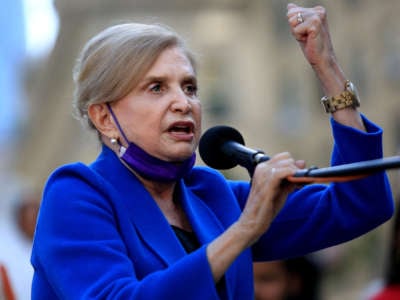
[[24, 0, 59, 59], [0, 0, 59, 151]]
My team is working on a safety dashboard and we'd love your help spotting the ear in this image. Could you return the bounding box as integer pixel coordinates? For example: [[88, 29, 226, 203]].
[[88, 103, 118, 138]]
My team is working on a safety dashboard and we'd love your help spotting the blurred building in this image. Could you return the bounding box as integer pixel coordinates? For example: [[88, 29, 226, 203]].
[[15, 0, 400, 299], [18, 0, 400, 185], [0, 0, 27, 170]]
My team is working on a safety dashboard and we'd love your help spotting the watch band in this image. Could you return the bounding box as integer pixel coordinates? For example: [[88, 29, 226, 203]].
[[321, 80, 360, 113]]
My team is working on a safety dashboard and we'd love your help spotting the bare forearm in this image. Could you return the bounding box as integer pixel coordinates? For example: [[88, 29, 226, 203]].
[[206, 153, 299, 282], [313, 60, 366, 131], [287, 4, 366, 132], [206, 222, 252, 282]]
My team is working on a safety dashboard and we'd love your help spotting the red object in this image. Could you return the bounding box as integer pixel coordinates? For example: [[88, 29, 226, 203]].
[[371, 286, 400, 300], [0, 264, 16, 300], [288, 173, 368, 183]]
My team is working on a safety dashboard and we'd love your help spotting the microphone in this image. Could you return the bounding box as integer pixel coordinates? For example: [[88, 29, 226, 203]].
[[199, 125, 269, 176], [199, 125, 400, 183]]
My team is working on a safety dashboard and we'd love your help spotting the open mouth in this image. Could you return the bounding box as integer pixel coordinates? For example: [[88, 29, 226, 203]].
[[168, 122, 194, 134]]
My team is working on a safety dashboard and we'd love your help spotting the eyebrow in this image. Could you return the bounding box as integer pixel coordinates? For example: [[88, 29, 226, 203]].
[[140, 74, 197, 86]]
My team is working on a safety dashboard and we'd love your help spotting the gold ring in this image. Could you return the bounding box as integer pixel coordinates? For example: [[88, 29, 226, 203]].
[[297, 12, 304, 24]]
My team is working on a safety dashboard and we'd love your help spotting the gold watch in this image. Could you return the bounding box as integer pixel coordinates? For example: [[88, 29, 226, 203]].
[[321, 80, 360, 113]]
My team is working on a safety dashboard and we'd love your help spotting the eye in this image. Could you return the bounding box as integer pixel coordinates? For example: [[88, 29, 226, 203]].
[[183, 84, 198, 97], [149, 82, 162, 94]]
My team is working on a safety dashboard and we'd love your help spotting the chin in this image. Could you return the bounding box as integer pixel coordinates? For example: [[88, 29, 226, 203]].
[[168, 147, 195, 162], [175, 151, 195, 162]]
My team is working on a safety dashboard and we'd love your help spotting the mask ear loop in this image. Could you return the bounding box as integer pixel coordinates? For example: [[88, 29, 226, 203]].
[[106, 102, 130, 156]]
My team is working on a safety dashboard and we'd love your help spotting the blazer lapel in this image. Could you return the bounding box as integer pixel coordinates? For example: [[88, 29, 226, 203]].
[[92, 146, 186, 266], [179, 183, 235, 300], [120, 178, 187, 265], [179, 182, 225, 244]]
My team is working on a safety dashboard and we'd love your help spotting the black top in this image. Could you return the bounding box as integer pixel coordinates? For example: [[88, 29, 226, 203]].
[[171, 225, 227, 298], [171, 225, 201, 253]]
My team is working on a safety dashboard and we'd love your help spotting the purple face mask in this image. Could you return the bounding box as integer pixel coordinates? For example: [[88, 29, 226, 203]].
[[106, 103, 196, 182]]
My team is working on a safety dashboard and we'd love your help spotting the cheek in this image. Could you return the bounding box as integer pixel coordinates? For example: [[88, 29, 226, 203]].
[[194, 105, 202, 142], [193, 101, 202, 123], [127, 109, 162, 135]]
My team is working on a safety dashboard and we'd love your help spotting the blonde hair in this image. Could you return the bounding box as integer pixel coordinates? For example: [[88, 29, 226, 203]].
[[72, 23, 197, 129]]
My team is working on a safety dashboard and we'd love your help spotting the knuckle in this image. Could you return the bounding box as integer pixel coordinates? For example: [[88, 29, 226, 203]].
[[315, 6, 327, 20], [309, 15, 322, 27], [255, 161, 269, 173], [315, 5, 326, 13]]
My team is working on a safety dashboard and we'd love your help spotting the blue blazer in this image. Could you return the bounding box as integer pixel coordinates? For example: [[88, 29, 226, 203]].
[[31, 117, 394, 299]]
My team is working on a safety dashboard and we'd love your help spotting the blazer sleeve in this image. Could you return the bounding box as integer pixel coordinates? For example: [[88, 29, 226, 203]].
[[251, 115, 394, 260], [31, 165, 219, 300]]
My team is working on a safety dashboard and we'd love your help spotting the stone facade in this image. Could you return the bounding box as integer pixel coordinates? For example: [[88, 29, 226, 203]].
[[20, 0, 400, 190]]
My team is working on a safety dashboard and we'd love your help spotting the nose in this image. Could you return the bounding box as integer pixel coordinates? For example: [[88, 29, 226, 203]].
[[170, 89, 191, 113]]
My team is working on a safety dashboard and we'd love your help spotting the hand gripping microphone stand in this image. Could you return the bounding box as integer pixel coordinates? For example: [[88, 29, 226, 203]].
[[199, 125, 400, 183]]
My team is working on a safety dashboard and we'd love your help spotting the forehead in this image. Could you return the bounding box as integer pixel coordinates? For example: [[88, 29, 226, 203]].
[[145, 46, 195, 77]]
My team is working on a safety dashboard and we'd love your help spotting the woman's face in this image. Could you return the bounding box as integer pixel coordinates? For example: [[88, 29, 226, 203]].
[[111, 46, 201, 162]]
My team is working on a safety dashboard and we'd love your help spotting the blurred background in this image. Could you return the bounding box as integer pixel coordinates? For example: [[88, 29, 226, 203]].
[[1, 0, 399, 299]]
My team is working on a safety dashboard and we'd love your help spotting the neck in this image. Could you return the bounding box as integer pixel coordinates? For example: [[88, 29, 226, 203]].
[[120, 157, 176, 199], [141, 176, 176, 202], [120, 153, 192, 231]]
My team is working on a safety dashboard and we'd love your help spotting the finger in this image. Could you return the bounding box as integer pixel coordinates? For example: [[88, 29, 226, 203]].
[[254, 152, 299, 186], [286, 3, 301, 18], [287, 5, 326, 19], [274, 158, 297, 169], [288, 14, 302, 28], [287, 5, 308, 21], [264, 153, 299, 171], [253, 163, 289, 183], [291, 14, 322, 41], [288, 6, 326, 31], [295, 159, 306, 169], [270, 166, 299, 194], [263, 165, 298, 183], [287, 7, 305, 26], [269, 152, 293, 162], [274, 165, 298, 178], [287, 11, 310, 42]]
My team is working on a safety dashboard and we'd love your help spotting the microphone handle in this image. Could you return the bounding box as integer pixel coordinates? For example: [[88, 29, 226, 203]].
[[222, 141, 270, 176], [252, 155, 400, 183], [288, 156, 400, 183], [254, 153, 270, 164]]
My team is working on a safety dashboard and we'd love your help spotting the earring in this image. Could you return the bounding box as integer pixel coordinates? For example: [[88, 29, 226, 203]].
[[110, 138, 118, 145]]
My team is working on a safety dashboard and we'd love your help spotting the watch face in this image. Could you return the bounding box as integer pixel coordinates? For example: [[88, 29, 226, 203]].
[[347, 81, 359, 99]]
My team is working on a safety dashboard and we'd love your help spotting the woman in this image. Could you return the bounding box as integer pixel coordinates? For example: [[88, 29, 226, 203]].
[[31, 3, 394, 299]]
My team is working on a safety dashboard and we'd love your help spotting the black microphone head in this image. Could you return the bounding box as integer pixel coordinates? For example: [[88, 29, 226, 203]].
[[199, 125, 245, 169]]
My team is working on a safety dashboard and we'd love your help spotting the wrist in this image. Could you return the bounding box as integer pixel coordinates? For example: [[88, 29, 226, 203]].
[[312, 57, 346, 96], [234, 218, 266, 247], [321, 80, 361, 114], [206, 222, 253, 282]]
